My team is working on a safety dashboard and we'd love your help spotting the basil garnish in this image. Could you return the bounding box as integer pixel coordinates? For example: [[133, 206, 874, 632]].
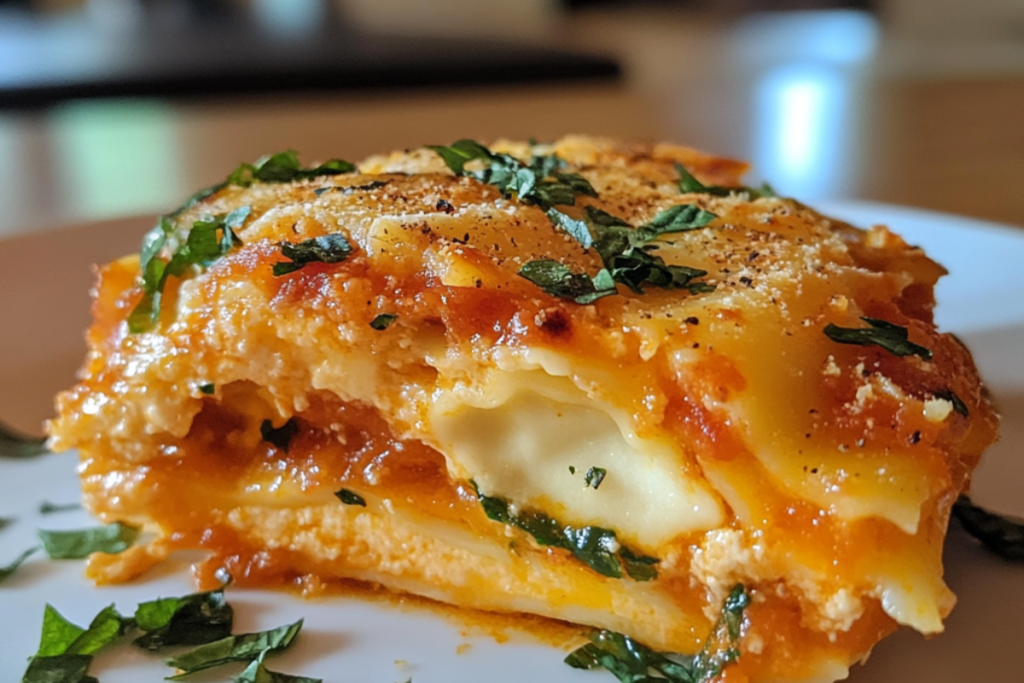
[[0, 546, 39, 584], [165, 619, 303, 678], [518, 260, 617, 305], [636, 204, 718, 241], [129, 206, 250, 333], [37, 522, 139, 560], [823, 317, 932, 360], [369, 314, 397, 331], [584, 467, 607, 490], [565, 584, 750, 683], [334, 489, 367, 507], [260, 419, 299, 454], [39, 501, 81, 514], [198, 383, 215, 395], [428, 139, 596, 210], [472, 482, 658, 581], [953, 495, 1024, 562], [22, 604, 129, 683], [676, 163, 776, 199], [237, 651, 323, 683], [133, 588, 234, 651], [0, 420, 47, 459], [936, 388, 969, 417], [272, 234, 353, 276]]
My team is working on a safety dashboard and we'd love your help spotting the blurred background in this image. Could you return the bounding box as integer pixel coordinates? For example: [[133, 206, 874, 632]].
[[0, 0, 1022, 236]]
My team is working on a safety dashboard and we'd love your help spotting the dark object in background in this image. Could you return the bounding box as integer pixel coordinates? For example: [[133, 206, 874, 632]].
[[562, 0, 876, 10], [0, 5, 619, 110]]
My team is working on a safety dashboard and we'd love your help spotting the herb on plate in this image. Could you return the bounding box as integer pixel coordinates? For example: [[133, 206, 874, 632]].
[[584, 467, 607, 490], [335, 489, 367, 507], [236, 650, 323, 683], [823, 317, 932, 360], [22, 603, 129, 683], [133, 587, 234, 651], [165, 619, 304, 678], [952, 494, 1024, 562], [0, 420, 48, 459], [39, 501, 82, 514], [0, 546, 39, 584], [370, 314, 398, 331], [37, 521, 140, 559], [675, 163, 776, 199]]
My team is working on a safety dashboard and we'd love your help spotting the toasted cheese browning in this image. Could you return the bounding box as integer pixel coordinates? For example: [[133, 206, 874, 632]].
[[49, 136, 998, 682]]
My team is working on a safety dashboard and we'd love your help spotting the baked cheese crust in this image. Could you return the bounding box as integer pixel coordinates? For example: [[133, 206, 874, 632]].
[[49, 136, 998, 682]]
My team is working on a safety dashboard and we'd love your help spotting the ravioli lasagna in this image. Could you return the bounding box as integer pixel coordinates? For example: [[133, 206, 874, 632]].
[[48, 136, 998, 682]]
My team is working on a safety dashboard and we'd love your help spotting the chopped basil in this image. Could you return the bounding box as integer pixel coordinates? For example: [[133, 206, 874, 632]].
[[198, 383, 216, 395], [584, 467, 607, 490], [636, 204, 717, 241], [675, 163, 776, 199], [39, 501, 81, 514], [569, 466, 576, 475], [565, 583, 749, 683], [165, 619, 304, 678], [22, 604, 129, 683], [133, 588, 234, 651], [272, 234, 353, 276], [472, 482, 658, 581], [0, 546, 39, 584], [129, 207, 250, 333], [228, 151, 356, 187], [260, 419, 299, 453], [37, 522, 139, 560], [370, 314, 398, 331], [0, 516, 12, 531], [0, 420, 48, 459], [518, 260, 617, 305], [428, 139, 595, 210], [953, 494, 1024, 562], [314, 180, 388, 197], [823, 317, 932, 360], [936, 389, 969, 417], [237, 651, 323, 683], [334, 489, 367, 507]]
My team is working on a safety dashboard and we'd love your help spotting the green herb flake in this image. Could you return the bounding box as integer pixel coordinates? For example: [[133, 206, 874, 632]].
[[198, 383, 216, 395], [133, 588, 234, 651], [636, 204, 717, 240], [564, 583, 749, 682], [334, 489, 367, 507], [37, 522, 140, 560], [165, 619, 304, 678], [823, 317, 932, 360], [518, 260, 617, 305], [23, 603, 129, 683], [936, 389, 969, 417], [129, 208, 250, 333], [676, 162, 775, 200], [584, 467, 607, 490], [472, 482, 657, 581], [568, 466, 576, 475], [953, 494, 1024, 562], [237, 651, 323, 683], [39, 501, 81, 514], [0, 420, 48, 459], [260, 419, 299, 454], [370, 314, 398, 331], [21, 653, 95, 683], [273, 234, 353, 276], [0, 546, 39, 584]]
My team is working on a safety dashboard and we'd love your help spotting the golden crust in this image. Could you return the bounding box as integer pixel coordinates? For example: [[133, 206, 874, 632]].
[[49, 136, 998, 683]]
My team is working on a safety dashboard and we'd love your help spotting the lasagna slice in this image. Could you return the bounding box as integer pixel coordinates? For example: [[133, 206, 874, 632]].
[[48, 136, 998, 682]]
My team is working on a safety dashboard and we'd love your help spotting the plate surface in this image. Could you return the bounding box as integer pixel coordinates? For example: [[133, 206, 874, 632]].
[[1, 202, 1022, 682]]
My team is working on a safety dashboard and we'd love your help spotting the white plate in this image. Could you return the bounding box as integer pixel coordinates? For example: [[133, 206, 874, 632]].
[[1, 202, 1022, 683]]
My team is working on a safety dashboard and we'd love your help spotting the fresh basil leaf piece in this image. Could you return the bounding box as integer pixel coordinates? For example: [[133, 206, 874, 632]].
[[67, 604, 130, 656], [236, 651, 322, 683], [38, 522, 139, 560], [564, 584, 749, 682], [584, 467, 607, 490], [547, 209, 595, 248], [953, 495, 1024, 562], [0, 420, 48, 459], [198, 383, 216, 395], [428, 139, 494, 175], [229, 151, 356, 187], [260, 419, 299, 453], [165, 619, 304, 678], [21, 653, 95, 683], [472, 482, 657, 581], [636, 204, 717, 241], [39, 501, 81, 514], [334, 489, 367, 507], [129, 209, 250, 333], [518, 260, 617, 305], [823, 317, 932, 360], [134, 588, 234, 651], [935, 389, 969, 417], [675, 163, 775, 200], [369, 314, 397, 331], [36, 604, 86, 657], [273, 234, 353, 276]]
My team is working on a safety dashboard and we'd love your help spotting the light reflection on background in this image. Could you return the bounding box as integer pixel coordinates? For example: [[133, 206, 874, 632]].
[[736, 10, 879, 200]]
